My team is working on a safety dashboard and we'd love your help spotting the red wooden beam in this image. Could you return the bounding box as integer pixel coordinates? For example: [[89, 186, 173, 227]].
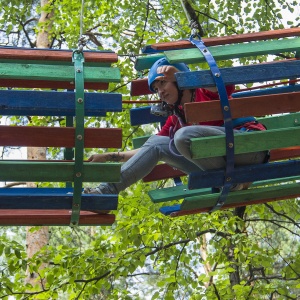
[[184, 92, 300, 123], [0, 48, 118, 63], [0, 126, 122, 148], [151, 28, 300, 51], [0, 210, 115, 226], [131, 78, 153, 96]]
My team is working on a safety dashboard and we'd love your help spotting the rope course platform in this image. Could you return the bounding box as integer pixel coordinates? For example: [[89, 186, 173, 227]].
[[130, 28, 300, 217], [0, 47, 122, 226]]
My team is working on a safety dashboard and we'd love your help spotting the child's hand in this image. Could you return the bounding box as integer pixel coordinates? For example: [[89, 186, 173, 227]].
[[156, 65, 179, 82], [87, 154, 107, 162]]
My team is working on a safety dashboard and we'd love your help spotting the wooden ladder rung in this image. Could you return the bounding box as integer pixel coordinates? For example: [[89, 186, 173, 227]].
[[0, 210, 116, 226]]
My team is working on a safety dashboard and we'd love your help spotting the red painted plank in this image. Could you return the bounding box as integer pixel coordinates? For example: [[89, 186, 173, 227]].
[[151, 28, 300, 51], [0, 48, 118, 63], [131, 78, 153, 96], [0, 126, 122, 148], [184, 92, 300, 123], [0, 79, 109, 90], [0, 210, 115, 225], [143, 164, 186, 182]]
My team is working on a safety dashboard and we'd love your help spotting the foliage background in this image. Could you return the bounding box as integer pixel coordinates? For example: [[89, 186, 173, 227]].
[[0, 0, 299, 299]]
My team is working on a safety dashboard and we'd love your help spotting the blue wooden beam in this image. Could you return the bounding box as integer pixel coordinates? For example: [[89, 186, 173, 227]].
[[175, 60, 300, 89], [130, 106, 167, 126], [0, 188, 118, 210], [188, 160, 300, 190], [232, 84, 300, 98], [0, 90, 122, 116]]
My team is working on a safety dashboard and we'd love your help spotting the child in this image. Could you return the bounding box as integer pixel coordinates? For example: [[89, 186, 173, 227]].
[[84, 58, 267, 195]]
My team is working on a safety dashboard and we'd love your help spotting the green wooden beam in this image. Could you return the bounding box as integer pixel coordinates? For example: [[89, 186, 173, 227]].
[[191, 127, 300, 159], [0, 161, 121, 182], [181, 182, 300, 211], [258, 112, 300, 130], [165, 37, 300, 65], [0, 63, 121, 82]]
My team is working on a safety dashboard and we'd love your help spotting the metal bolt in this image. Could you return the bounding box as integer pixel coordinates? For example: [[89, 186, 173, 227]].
[[202, 48, 208, 53], [215, 73, 220, 77], [295, 119, 298, 123], [77, 135, 83, 140], [228, 143, 234, 148], [76, 69, 82, 73], [77, 98, 83, 103], [224, 106, 229, 111], [76, 172, 82, 177], [73, 203, 79, 207], [226, 177, 231, 182]]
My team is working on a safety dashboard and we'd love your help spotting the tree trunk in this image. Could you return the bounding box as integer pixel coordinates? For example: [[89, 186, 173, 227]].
[[25, 0, 54, 287]]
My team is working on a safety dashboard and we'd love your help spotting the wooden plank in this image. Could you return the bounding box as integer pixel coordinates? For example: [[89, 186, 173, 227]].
[[0, 47, 118, 63], [0, 90, 122, 116], [165, 38, 300, 65], [188, 159, 300, 190], [130, 106, 167, 126], [180, 182, 300, 212], [191, 127, 300, 159], [184, 92, 300, 123], [143, 164, 186, 182], [0, 161, 121, 182], [149, 28, 300, 51], [175, 60, 300, 89], [0, 63, 121, 83], [0, 126, 122, 148], [232, 84, 300, 98], [131, 78, 153, 96], [0, 188, 118, 210], [0, 78, 109, 90], [258, 112, 300, 130], [0, 210, 115, 226], [134, 54, 164, 71]]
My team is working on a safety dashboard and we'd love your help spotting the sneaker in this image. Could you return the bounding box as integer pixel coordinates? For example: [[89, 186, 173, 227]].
[[230, 182, 252, 191], [83, 187, 102, 194]]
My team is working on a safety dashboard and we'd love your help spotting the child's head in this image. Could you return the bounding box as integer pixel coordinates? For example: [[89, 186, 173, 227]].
[[148, 58, 189, 93]]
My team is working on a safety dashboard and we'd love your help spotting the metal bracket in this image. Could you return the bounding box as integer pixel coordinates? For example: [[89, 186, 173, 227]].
[[71, 50, 85, 226]]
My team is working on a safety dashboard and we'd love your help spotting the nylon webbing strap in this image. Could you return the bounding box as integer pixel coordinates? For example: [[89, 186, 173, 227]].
[[71, 50, 85, 226], [189, 35, 235, 212]]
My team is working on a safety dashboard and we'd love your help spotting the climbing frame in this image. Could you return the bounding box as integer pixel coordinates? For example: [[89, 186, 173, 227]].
[[0, 47, 122, 226], [130, 28, 300, 216]]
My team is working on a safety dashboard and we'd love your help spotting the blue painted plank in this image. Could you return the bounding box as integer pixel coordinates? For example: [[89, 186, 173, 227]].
[[232, 84, 300, 98], [0, 90, 122, 116], [130, 106, 167, 126], [159, 205, 181, 216], [188, 160, 300, 190], [0, 188, 118, 210], [175, 60, 300, 89]]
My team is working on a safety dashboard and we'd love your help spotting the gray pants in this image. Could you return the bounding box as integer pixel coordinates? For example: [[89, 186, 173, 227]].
[[99, 125, 267, 193]]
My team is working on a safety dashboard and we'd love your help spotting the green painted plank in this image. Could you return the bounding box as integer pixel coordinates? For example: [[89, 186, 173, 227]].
[[132, 136, 150, 149], [0, 161, 121, 182], [165, 37, 300, 65], [181, 182, 300, 211], [258, 112, 300, 130], [191, 127, 300, 159], [149, 184, 211, 203], [134, 54, 164, 71], [0, 63, 121, 82], [149, 176, 300, 204]]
